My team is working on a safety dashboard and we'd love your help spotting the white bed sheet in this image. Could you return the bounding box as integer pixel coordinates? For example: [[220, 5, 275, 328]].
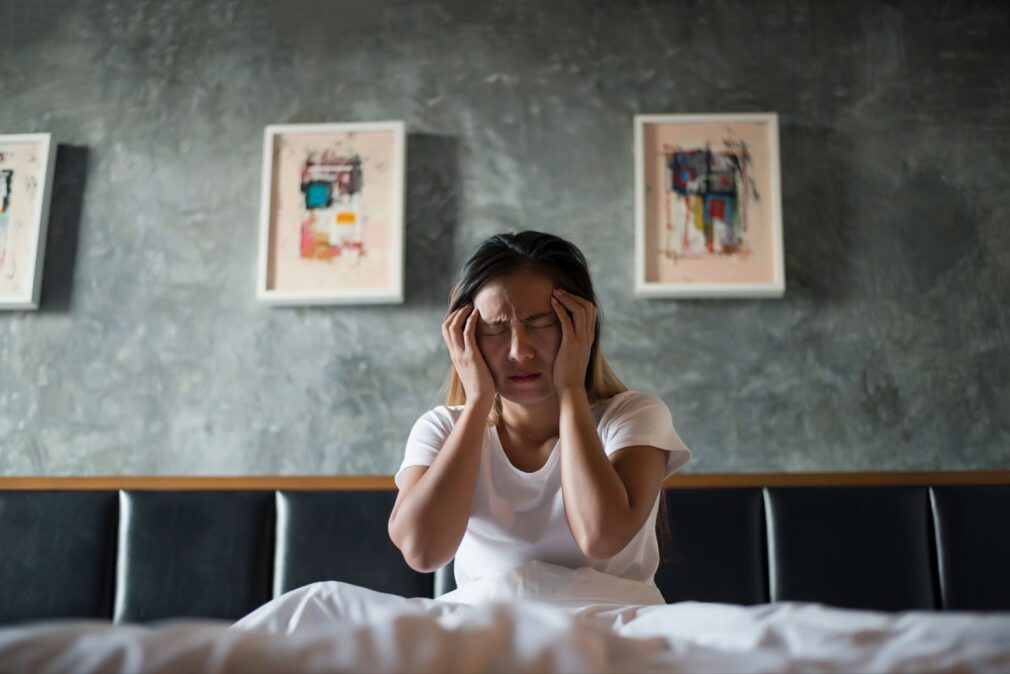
[[2, 562, 1008, 674]]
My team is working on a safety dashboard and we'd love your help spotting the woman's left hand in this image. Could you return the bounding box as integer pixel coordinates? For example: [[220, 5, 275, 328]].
[[550, 288, 597, 393]]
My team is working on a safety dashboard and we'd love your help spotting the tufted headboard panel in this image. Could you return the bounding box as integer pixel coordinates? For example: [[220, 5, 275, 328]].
[[1, 473, 1008, 625]]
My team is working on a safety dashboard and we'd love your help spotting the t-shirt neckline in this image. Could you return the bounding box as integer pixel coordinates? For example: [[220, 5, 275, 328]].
[[490, 424, 561, 477]]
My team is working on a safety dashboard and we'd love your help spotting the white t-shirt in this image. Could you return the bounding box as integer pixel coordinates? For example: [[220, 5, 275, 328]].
[[395, 390, 692, 589]]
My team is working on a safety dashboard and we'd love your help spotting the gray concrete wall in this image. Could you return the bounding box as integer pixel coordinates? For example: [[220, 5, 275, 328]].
[[1, 0, 1008, 475]]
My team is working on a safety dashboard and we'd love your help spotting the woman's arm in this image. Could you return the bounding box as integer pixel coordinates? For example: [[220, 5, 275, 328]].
[[388, 304, 495, 573], [550, 288, 668, 559], [388, 401, 491, 572], [557, 387, 667, 558]]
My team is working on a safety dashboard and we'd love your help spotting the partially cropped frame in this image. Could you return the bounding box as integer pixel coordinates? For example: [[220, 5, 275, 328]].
[[0, 133, 56, 310], [634, 113, 785, 299], [256, 121, 406, 305]]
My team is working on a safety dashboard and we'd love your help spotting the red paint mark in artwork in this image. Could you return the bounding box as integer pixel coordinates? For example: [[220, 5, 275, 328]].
[[709, 198, 725, 222], [300, 220, 315, 258]]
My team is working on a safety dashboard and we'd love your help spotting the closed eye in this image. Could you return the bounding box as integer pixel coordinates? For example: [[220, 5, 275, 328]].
[[528, 316, 558, 329]]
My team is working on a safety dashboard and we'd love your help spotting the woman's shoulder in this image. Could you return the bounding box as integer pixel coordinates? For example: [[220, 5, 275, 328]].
[[415, 403, 466, 423], [594, 390, 672, 424], [594, 390, 689, 463], [595, 389, 668, 411], [409, 404, 469, 435]]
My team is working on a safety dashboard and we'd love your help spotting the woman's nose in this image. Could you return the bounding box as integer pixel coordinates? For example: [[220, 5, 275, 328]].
[[508, 329, 535, 362]]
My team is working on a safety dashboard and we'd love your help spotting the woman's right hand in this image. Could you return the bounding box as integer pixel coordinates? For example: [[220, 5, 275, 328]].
[[442, 304, 496, 412]]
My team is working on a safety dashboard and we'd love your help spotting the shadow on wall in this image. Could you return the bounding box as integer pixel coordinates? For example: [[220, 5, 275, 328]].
[[404, 133, 460, 308], [39, 144, 88, 314], [779, 125, 855, 304]]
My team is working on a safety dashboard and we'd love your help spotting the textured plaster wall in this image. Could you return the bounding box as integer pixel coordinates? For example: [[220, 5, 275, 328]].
[[1, 0, 1008, 475]]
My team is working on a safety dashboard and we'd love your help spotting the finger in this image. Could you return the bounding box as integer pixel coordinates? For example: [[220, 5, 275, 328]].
[[552, 290, 584, 338], [556, 290, 595, 341], [564, 290, 593, 326], [579, 299, 597, 338], [463, 308, 481, 353], [551, 295, 573, 341], [450, 305, 472, 351], [441, 309, 457, 349], [442, 307, 464, 351], [443, 306, 467, 333]]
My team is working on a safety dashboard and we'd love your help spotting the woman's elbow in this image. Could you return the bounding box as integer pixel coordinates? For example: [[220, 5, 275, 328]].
[[389, 527, 442, 573], [576, 532, 629, 560], [402, 552, 438, 573], [400, 545, 443, 573]]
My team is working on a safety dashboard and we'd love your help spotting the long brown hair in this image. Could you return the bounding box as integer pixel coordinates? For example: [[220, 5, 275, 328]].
[[442, 231, 672, 553]]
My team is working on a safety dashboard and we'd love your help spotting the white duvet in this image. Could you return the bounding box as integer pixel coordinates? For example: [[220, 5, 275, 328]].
[[2, 562, 1009, 674]]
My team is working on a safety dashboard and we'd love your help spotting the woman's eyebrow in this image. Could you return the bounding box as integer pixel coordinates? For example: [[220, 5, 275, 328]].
[[480, 312, 553, 326]]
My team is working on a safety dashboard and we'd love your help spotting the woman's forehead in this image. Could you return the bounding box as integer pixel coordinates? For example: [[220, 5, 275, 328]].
[[473, 272, 554, 316]]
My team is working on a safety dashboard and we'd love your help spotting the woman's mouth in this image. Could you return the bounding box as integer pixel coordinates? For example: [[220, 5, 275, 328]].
[[508, 372, 542, 383]]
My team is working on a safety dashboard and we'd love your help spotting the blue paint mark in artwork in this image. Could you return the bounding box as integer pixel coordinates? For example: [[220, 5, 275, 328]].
[[669, 149, 708, 195], [304, 181, 331, 209]]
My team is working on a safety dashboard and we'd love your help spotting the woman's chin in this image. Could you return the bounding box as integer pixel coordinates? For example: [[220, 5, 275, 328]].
[[499, 384, 556, 406]]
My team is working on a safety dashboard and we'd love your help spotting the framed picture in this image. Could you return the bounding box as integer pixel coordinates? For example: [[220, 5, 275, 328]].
[[256, 121, 405, 305], [0, 133, 56, 310], [634, 113, 784, 298]]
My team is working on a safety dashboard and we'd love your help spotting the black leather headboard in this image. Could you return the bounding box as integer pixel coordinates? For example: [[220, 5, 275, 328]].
[[764, 487, 937, 611], [0, 491, 117, 624], [115, 491, 276, 622], [1, 476, 1008, 625]]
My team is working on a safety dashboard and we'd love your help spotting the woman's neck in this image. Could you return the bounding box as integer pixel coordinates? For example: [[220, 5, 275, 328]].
[[498, 395, 561, 447]]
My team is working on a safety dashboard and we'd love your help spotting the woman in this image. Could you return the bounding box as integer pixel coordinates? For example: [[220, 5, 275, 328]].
[[233, 231, 690, 632], [389, 230, 690, 595]]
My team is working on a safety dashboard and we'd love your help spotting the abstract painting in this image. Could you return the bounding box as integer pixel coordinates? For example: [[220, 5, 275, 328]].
[[0, 133, 56, 310], [257, 122, 405, 305], [634, 113, 784, 298]]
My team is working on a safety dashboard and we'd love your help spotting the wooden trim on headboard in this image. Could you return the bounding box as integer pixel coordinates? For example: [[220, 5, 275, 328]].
[[0, 471, 1008, 491], [0, 476, 396, 491], [664, 470, 1010, 488]]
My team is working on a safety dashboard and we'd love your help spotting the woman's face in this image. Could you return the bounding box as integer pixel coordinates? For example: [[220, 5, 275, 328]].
[[472, 270, 563, 405]]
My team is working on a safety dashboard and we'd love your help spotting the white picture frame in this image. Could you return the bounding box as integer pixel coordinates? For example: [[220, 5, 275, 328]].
[[0, 133, 57, 310], [256, 121, 406, 305], [634, 113, 785, 299]]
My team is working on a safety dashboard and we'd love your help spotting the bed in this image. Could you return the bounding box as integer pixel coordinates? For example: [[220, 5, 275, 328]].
[[1, 472, 1008, 673]]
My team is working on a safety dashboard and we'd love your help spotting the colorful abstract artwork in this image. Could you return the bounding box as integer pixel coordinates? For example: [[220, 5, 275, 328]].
[[665, 138, 757, 258], [0, 134, 56, 310], [299, 152, 364, 260], [635, 114, 784, 298], [257, 122, 405, 305]]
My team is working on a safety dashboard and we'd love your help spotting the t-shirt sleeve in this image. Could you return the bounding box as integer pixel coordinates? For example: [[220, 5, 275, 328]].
[[394, 407, 458, 489], [599, 391, 691, 478]]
